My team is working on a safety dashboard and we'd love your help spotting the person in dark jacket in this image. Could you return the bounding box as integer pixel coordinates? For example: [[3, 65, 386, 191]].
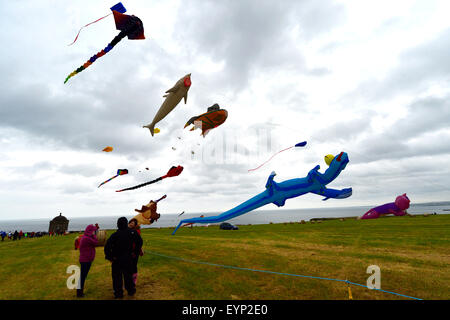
[[104, 217, 143, 298], [13, 230, 18, 241], [77, 224, 98, 297]]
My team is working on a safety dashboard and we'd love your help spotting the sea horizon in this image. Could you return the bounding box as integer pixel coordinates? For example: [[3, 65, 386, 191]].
[[1, 201, 449, 233]]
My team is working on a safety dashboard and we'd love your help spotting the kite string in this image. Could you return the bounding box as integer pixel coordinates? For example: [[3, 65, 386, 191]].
[[146, 250, 422, 300], [68, 13, 112, 46], [248, 146, 294, 172]]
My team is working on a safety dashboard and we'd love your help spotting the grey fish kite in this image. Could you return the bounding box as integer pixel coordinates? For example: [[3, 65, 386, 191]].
[[143, 73, 192, 136]]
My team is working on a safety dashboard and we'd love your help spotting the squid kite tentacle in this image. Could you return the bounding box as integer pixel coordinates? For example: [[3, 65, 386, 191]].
[[64, 31, 126, 84]]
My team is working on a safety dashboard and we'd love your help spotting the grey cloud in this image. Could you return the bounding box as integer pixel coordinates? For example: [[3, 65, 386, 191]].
[[349, 94, 450, 163], [6, 161, 55, 178], [61, 183, 93, 194], [351, 135, 450, 164], [312, 116, 373, 144], [342, 27, 450, 103], [33, 161, 53, 170], [4, 161, 105, 192], [350, 157, 450, 180], [292, 0, 346, 39], [0, 76, 167, 156], [394, 97, 450, 137], [318, 41, 342, 54], [169, 181, 256, 196], [306, 93, 450, 165], [58, 164, 104, 177], [306, 67, 332, 77], [173, 0, 345, 95]]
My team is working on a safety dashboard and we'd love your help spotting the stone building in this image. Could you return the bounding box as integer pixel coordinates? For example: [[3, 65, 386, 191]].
[[48, 213, 69, 234]]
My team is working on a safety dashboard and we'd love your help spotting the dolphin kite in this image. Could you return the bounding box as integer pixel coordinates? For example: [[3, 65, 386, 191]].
[[143, 73, 192, 136], [172, 152, 352, 235]]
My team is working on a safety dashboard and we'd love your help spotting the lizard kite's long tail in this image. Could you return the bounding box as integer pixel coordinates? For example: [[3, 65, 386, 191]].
[[64, 31, 126, 84]]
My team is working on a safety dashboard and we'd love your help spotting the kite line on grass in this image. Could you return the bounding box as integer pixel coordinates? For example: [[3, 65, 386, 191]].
[[146, 250, 422, 300]]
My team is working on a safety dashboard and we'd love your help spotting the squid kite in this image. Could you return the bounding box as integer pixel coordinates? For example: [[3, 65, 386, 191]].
[[64, 3, 145, 83], [116, 165, 183, 192], [248, 141, 307, 172], [172, 152, 352, 235], [184, 103, 228, 137], [98, 169, 128, 188]]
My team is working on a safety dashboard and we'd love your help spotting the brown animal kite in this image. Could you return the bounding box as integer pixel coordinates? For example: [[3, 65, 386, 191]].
[[132, 195, 166, 225], [184, 103, 228, 137]]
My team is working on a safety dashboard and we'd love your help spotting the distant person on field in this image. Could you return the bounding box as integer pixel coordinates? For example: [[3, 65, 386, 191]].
[[18, 230, 23, 240], [1, 231, 5, 241], [77, 224, 98, 298], [104, 217, 142, 298], [13, 230, 18, 241]]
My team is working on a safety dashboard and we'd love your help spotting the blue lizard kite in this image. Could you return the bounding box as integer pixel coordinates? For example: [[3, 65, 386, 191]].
[[172, 152, 352, 235]]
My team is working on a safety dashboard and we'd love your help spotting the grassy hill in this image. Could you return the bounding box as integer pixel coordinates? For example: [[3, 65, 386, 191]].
[[0, 215, 449, 300]]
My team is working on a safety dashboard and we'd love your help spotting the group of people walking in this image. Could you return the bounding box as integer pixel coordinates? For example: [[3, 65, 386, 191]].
[[76, 217, 143, 298], [1, 230, 48, 241]]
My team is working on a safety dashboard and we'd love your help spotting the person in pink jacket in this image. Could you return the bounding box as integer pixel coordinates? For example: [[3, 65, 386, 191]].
[[77, 224, 98, 298]]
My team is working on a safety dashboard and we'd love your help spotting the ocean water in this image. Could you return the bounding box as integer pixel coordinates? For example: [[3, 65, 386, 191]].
[[1, 202, 449, 233]]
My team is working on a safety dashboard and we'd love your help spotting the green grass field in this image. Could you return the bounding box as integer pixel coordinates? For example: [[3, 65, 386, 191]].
[[0, 215, 449, 300]]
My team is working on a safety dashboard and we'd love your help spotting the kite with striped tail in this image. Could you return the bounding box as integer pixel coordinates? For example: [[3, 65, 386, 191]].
[[98, 169, 128, 188], [64, 5, 145, 84]]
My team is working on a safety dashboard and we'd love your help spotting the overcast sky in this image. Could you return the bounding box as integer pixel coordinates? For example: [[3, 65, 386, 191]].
[[1, 0, 449, 220]]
